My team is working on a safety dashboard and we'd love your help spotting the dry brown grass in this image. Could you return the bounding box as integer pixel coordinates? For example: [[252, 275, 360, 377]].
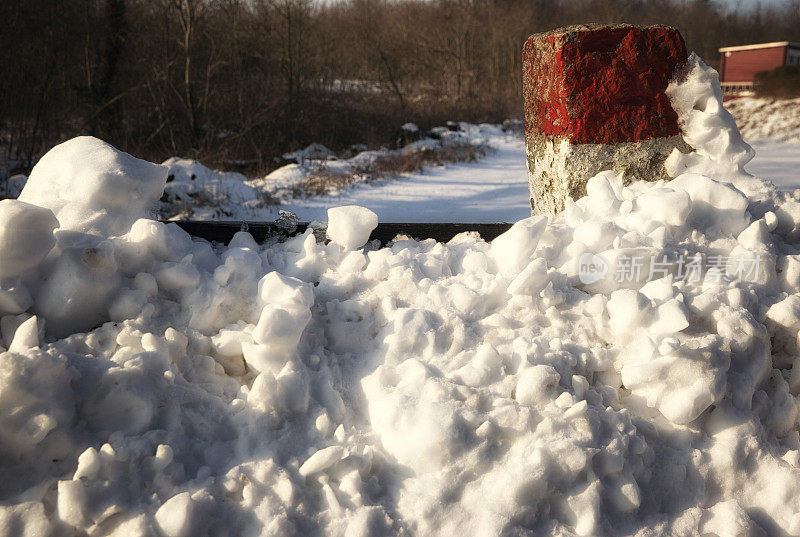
[[292, 142, 488, 198], [371, 143, 487, 177], [293, 169, 354, 197]]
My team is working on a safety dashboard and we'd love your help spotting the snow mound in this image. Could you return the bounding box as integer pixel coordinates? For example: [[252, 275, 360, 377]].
[[161, 158, 261, 217], [282, 143, 335, 164], [19, 136, 167, 237], [726, 96, 800, 142], [4, 55, 800, 537]]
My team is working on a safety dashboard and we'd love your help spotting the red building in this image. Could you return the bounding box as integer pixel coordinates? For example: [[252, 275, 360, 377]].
[[718, 41, 800, 94]]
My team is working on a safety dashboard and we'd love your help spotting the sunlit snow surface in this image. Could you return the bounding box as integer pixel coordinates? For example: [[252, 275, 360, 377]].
[[6, 54, 800, 537], [279, 132, 532, 223], [747, 140, 800, 192]]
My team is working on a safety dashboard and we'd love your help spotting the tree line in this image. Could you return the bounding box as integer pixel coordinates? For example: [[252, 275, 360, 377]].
[[2, 0, 799, 178]]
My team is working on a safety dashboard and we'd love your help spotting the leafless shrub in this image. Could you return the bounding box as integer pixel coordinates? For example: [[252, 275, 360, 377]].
[[368, 143, 487, 178], [293, 169, 354, 197]]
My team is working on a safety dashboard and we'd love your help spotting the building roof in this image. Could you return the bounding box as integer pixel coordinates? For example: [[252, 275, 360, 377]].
[[719, 41, 800, 53]]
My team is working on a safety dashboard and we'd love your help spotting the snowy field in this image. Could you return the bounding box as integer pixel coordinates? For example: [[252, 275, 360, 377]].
[[746, 140, 800, 192], [6, 54, 800, 537], [156, 125, 531, 224], [279, 133, 532, 223]]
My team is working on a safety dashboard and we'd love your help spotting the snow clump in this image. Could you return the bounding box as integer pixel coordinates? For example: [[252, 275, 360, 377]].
[[3, 54, 800, 537], [326, 205, 378, 249]]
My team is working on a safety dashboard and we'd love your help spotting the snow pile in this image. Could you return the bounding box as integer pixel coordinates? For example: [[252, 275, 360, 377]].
[[665, 54, 756, 183], [4, 55, 800, 537], [281, 143, 335, 164], [726, 96, 800, 142], [18, 137, 166, 237], [161, 158, 263, 219], [0, 173, 28, 198]]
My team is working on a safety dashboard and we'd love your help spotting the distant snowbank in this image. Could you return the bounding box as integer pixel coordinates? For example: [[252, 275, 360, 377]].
[[727, 96, 800, 142], [5, 54, 800, 537]]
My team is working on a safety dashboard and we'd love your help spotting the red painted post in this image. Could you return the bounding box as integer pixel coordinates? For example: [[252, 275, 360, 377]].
[[523, 24, 689, 215]]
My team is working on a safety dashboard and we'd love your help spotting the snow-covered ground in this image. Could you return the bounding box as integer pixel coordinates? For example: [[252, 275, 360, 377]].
[[279, 132, 531, 223], [6, 54, 800, 537], [156, 130, 799, 225], [4, 104, 797, 223], [745, 140, 800, 192], [158, 124, 516, 223], [726, 97, 800, 193]]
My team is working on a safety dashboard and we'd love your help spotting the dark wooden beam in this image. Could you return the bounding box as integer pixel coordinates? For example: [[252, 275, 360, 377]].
[[165, 221, 513, 246]]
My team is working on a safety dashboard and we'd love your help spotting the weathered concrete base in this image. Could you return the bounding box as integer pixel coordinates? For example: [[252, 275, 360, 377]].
[[527, 134, 690, 215]]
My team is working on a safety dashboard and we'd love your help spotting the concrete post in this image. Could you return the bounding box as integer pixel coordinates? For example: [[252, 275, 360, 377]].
[[523, 24, 690, 215]]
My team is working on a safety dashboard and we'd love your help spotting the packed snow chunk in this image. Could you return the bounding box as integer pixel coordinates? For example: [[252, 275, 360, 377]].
[[700, 500, 754, 537], [0, 199, 58, 279], [73, 447, 101, 480], [34, 241, 121, 337], [627, 187, 692, 229], [669, 173, 750, 236], [507, 257, 549, 296], [620, 335, 728, 424], [0, 348, 73, 460], [241, 341, 289, 375], [57, 479, 86, 527], [584, 171, 623, 217], [19, 136, 167, 237], [515, 364, 561, 407], [258, 271, 314, 309], [299, 446, 347, 478], [0, 282, 33, 316], [8, 315, 41, 352], [155, 260, 201, 294], [155, 492, 195, 537], [211, 329, 248, 376], [765, 294, 800, 354], [0, 502, 53, 537], [252, 304, 312, 350], [125, 219, 194, 262], [247, 372, 279, 414], [490, 215, 547, 275], [326, 206, 378, 250], [363, 360, 469, 475], [276, 364, 310, 415]]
